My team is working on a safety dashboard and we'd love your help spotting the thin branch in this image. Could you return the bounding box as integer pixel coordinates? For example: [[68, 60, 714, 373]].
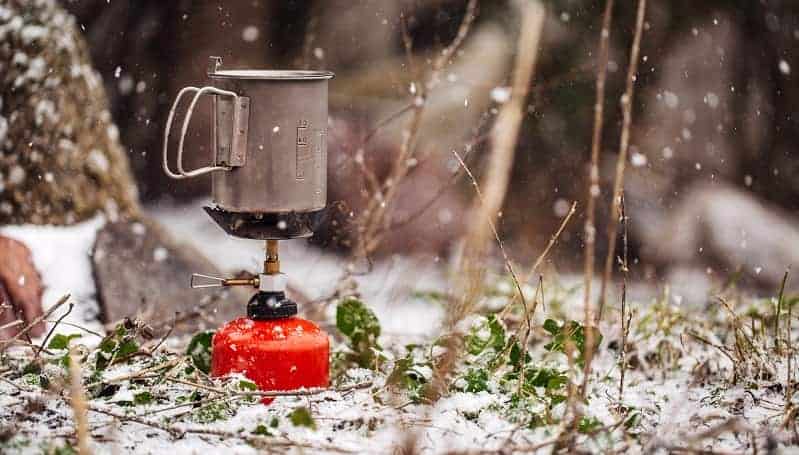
[[617, 193, 630, 402], [453, 0, 545, 324], [498, 201, 577, 322], [37, 302, 73, 358], [0, 294, 71, 353], [356, 0, 480, 261], [597, 0, 647, 320], [581, 0, 615, 398], [87, 356, 185, 388], [68, 346, 92, 454], [452, 150, 527, 314]]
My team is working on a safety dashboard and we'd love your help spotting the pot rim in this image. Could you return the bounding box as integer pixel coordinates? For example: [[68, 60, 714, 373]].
[[210, 69, 334, 80]]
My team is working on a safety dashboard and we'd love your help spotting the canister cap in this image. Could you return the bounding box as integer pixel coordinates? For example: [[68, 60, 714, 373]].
[[247, 291, 298, 320]]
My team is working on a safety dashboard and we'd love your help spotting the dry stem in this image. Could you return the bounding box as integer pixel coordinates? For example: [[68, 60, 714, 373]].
[[451, 0, 545, 327], [597, 0, 648, 320], [68, 346, 92, 454], [0, 294, 70, 353], [355, 0, 479, 260], [581, 0, 615, 399], [617, 193, 631, 402]]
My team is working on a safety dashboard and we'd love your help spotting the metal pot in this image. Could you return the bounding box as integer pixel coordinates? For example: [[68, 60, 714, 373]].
[[163, 56, 333, 215]]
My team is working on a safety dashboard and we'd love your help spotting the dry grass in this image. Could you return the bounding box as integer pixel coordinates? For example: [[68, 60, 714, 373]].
[[354, 0, 479, 261], [68, 346, 91, 454], [597, 0, 648, 320], [431, 1, 545, 403], [581, 0, 615, 398]]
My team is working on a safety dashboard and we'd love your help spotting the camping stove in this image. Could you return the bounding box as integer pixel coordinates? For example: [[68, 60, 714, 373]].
[[162, 57, 333, 401]]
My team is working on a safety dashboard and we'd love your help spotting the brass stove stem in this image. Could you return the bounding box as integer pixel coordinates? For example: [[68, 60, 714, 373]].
[[223, 278, 260, 287], [265, 239, 280, 275]]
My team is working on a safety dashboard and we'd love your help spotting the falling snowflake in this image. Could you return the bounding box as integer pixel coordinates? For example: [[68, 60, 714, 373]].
[[704, 92, 720, 109], [241, 26, 259, 42], [630, 151, 648, 167], [153, 246, 169, 262], [779, 59, 791, 75], [490, 86, 511, 104]]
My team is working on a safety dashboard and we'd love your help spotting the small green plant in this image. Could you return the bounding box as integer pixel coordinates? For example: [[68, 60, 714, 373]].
[[94, 322, 141, 371], [47, 334, 81, 350], [289, 407, 316, 429], [543, 319, 602, 367], [335, 298, 384, 370], [186, 330, 215, 374], [464, 314, 506, 356], [385, 343, 436, 402]]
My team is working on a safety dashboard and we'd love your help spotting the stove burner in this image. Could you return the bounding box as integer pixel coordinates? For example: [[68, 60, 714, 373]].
[[204, 206, 315, 240]]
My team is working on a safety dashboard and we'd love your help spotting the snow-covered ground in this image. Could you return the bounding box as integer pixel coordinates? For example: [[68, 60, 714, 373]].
[[1, 216, 107, 341], [2, 202, 798, 454]]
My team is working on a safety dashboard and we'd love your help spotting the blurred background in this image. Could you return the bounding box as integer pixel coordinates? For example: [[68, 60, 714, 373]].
[[4, 0, 799, 295]]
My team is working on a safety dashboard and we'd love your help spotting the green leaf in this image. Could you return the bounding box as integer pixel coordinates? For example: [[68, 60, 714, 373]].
[[543, 319, 560, 335], [50, 444, 78, 455], [508, 342, 531, 371], [116, 339, 139, 358], [289, 407, 316, 430], [48, 333, 82, 350], [578, 416, 602, 434], [542, 319, 602, 367], [460, 368, 489, 393], [465, 315, 507, 356], [238, 379, 258, 391], [186, 330, 215, 374], [133, 391, 153, 405], [386, 353, 430, 402], [336, 298, 381, 340], [524, 368, 567, 390], [94, 323, 142, 371], [335, 298, 383, 370], [252, 424, 273, 436]]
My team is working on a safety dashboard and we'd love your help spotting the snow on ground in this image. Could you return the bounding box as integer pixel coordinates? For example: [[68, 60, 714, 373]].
[[2, 202, 798, 454], [1, 215, 106, 341]]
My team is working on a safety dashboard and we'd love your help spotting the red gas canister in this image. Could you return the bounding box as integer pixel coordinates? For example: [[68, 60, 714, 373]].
[[211, 291, 329, 403]]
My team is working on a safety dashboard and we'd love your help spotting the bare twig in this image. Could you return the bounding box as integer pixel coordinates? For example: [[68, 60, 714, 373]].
[[37, 302, 73, 358], [775, 269, 789, 354], [581, 0, 615, 401], [498, 201, 576, 322], [617, 194, 631, 402], [87, 356, 185, 388], [524, 202, 576, 282], [597, 0, 648, 320], [68, 346, 92, 454], [42, 319, 104, 338], [426, 0, 545, 407], [0, 294, 71, 353], [356, 0, 479, 260], [0, 319, 23, 332], [516, 277, 544, 395], [165, 376, 372, 399], [452, 0, 545, 326], [451, 150, 528, 320]]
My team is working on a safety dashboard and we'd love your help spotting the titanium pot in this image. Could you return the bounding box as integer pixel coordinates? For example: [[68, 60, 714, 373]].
[[163, 56, 333, 217]]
